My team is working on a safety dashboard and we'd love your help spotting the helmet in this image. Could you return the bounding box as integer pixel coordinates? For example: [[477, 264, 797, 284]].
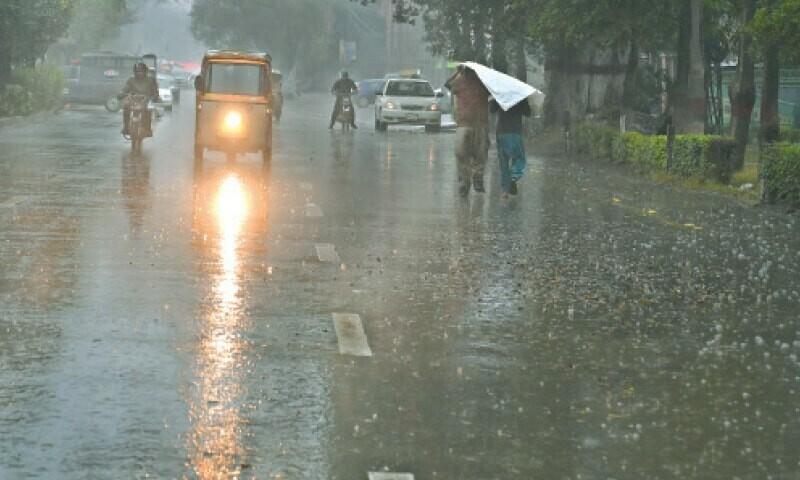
[[134, 62, 148, 74], [341, 71, 349, 79]]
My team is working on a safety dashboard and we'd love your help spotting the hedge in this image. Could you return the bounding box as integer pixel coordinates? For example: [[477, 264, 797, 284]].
[[781, 127, 800, 144], [575, 123, 739, 183], [574, 122, 618, 162], [0, 66, 64, 117], [762, 143, 800, 206]]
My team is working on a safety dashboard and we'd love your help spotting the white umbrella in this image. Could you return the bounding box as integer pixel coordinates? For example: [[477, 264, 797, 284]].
[[460, 61, 541, 111]]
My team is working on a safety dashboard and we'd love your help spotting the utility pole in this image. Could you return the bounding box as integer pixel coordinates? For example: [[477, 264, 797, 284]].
[[384, 0, 393, 72]]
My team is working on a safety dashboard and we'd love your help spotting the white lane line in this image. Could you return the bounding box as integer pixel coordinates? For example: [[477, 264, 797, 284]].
[[333, 313, 373, 357], [368, 473, 414, 480], [315, 243, 340, 263], [305, 203, 324, 218], [0, 196, 23, 208]]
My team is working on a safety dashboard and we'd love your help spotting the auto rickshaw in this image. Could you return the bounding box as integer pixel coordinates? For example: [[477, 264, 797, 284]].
[[271, 70, 283, 121], [193, 50, 273, 164]]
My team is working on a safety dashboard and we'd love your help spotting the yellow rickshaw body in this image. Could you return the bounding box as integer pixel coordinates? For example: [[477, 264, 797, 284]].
[[194, 51, 273, 159]]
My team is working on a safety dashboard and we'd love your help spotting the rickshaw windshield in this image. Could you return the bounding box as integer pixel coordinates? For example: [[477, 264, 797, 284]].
[[207, 63, 265, 95]]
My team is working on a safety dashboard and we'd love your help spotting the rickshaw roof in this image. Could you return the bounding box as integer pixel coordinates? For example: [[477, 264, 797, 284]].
[[203, 50, 271, 64]]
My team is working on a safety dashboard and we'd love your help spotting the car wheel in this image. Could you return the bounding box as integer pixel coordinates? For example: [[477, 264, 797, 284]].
[[105, 96, 121, 113]]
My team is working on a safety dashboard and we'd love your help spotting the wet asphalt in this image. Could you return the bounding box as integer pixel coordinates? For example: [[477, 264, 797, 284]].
[[1, 94, 799, 479]]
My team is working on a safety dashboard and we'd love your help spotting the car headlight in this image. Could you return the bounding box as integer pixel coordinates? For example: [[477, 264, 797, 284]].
[[385, 101, 397, 110], [222, 111, 243, 135], [429, 103, 439, 111]]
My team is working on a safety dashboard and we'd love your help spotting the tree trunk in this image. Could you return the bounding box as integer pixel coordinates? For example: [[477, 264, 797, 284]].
[[674, 0, 706, 134], [622, 41, 640, 110], [490, 5, 508, 73], [730, 0, 757, 167], [715, 61, 724, 133], [515, 38, 527, 82], [759, 43, 781, 145]]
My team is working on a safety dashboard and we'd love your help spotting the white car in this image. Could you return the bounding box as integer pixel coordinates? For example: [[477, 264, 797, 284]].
[[374, 79, 443, 132], [156, 74, 179, 112]]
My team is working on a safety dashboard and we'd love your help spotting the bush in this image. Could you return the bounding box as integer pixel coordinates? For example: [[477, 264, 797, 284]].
[[781, 127, 800, 143], [618, 132, 668, 171], [574, 122, 618, 162], [671, 135, 738, 183], [0, 66, 64, 117], [762, 143, 800, 205], [574, 122, 738, 183], [0, 84, 33, 116]]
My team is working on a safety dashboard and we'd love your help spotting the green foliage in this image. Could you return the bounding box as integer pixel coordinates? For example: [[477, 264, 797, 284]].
[[574, 122, 618, 162], [66, 0, 130, 54], [780, 127, 800, 143], [191, 0, 377, 87], [762, 142, 800, 205], [0, 0, 75, 81], [619, 132, 669, 171], [0, 66, 64, 117], [0, 84, 33, 117], [753, 0, 800, 64], [672, 135, 739, 183], [575, 122, 739, 183]]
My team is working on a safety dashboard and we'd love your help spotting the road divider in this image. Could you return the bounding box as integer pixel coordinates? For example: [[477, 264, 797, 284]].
[[369, 473, 414, 480], [333, 313, 373, 357], [305, 203, 323, 218], [315, 243, 340, 262]]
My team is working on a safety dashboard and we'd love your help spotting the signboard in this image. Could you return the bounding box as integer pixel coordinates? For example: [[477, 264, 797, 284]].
[[339, 40, 357, 65]]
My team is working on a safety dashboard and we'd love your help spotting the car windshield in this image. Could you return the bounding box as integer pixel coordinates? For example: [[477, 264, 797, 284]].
[[359, 80, 385, 93], [385, 81, 434, 97], [157, 75, 174, 87], [207, 63, 265, 95]]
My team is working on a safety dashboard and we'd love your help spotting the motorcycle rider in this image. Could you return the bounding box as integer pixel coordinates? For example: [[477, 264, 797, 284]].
[[118, 62, 160, 137], [329, 71, 358, 129]]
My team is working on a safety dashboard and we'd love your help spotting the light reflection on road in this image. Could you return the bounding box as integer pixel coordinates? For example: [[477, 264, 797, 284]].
[[189, 172, 249, 479]]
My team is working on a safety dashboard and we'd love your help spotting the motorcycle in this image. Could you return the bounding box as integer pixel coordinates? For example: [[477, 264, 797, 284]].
[[337, 95, 354, 131], [124, 94, 152, 153]]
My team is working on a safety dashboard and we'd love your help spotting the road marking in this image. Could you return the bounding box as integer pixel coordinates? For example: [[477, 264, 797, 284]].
[[315, 243, 340, 263], [305, 203, 323, 218], [0, 196, 22, 208], [368, 473, 414, 480], [299, 182, 313, 191], [333, 313, 373, 357]]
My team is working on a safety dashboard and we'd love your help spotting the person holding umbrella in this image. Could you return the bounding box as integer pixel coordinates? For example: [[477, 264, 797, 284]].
[[447, 62, 539, 198], [491, 98, 531, 197], [445, 65, 491, 196]]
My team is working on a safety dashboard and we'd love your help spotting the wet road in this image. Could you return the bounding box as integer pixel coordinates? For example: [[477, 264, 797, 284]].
[[1, 95, 799, 479]]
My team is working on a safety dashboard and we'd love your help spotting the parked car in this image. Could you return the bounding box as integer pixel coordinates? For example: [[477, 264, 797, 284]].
[[374, 78, 443, 132], [60, 64, 80, 102], [354, 78, 385, 107], [64, 52, 143, 110], [155, 74, 180, 111]]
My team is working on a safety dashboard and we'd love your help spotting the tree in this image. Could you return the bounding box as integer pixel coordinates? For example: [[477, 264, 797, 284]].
[[66, 0, 130, 55], [729, 0, 758, 165], [670, 0, 707, 134], [191, 0, 375, 89], [0, 0, 75, 85], [526, 0, 675, 126], [753, 0, 800, 144]]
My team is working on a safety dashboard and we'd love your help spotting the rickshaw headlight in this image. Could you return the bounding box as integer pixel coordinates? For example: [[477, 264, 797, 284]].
[[222, 111, 243, 134]]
